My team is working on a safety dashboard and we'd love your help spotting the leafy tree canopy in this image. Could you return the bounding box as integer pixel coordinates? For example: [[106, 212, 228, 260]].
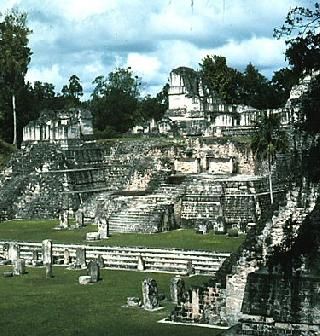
[[274, 2, 320, 73], [0, 9, 32, 145], [61, 74, 83, 107], [251, 112, 288, 204], [200, 55, 243, 104], [91, 67, 142, 136], [0, 9, 32, 88]]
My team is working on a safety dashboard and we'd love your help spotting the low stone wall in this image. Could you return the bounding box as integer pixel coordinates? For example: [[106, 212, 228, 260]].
[[0, 241, 230, 276]]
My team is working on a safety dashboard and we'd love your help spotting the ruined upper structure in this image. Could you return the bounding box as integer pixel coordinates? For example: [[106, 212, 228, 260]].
[[168, 67, 207, 116], [22, 108, 93, 146], [133, 66, 290, 136]]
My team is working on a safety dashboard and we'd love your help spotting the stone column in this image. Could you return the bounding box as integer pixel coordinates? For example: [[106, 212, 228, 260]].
[[142, 278, 159, 310], [186, 260, 194, 276], [75, 209, 84, 228], [87, 260, 100, 283], [35, 126, 41, 140], [191, 287, 200, 320], [12, 259, 26, 275], [64, 249, 70, 265], [97, 255, 104, 268], [42, 239, 53, 278], [170, 275, 185, 304], [75, 248, 86, 269], [8, 242, 20, 262], [137, 255, 145, 271]]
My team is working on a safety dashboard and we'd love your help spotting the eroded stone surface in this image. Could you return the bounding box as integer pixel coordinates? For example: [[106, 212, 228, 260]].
[[79, 275, 92, 285], [142, 278, 159, 310], [170, 275, 185, 304], [87, 260, 100, 283], [75, 248, 87, 269], [12, 259, 25, 275]]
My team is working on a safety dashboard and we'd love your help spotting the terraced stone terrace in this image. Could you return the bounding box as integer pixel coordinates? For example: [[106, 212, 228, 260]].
[[0, 219, 244, 252]]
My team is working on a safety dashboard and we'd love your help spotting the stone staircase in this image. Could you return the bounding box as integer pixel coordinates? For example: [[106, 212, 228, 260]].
[[224, 183, 319, 325], [108, 196, 175, 233], [180, 174, 224, 227], [0, 240, 230, 276]]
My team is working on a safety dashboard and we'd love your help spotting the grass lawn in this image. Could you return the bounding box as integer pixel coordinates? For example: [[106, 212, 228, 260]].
[[0, 220, 244, 252], [0, 266, 224, 336]]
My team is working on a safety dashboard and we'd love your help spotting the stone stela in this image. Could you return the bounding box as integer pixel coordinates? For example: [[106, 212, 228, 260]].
[[42, 239, 53, 278], [170, 275, 185, 304], [74, 248, 87, 269], [137, 255, 145, 271], [142, 278, 159, 310], [87, 260, 100, 283]]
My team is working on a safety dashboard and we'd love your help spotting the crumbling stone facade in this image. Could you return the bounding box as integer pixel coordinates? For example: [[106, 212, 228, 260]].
[[169, 182, 319, 330], [22, 108, 93, 146]]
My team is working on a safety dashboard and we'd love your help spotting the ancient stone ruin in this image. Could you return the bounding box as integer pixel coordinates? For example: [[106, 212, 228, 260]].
[[0, 68, 319, 336], [142, 278, 159, 310]]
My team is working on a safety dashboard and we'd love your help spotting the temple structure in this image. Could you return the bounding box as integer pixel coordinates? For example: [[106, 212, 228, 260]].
[[133, 66, 290, 137], [22, 108, 93, 147]]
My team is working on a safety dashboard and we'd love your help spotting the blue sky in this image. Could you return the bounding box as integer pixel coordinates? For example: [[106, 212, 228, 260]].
[[0, 0, 310, 98]]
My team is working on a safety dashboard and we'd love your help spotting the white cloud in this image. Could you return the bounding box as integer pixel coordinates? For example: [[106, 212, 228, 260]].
[[0, 0, 309, 97], [127, 53, 161, 78], [26, 64, 63, 88], [212, 36, 287, 70]]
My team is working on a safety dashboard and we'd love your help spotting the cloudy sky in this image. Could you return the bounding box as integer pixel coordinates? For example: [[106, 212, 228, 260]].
[[0, 0, 311, 98]]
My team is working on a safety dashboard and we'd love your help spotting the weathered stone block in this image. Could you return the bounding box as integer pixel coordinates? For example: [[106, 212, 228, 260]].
[[8, 242, 20, 262], [64, 249, 70, 265], [12, 259, 25, 275], [142, 278, 159, 310], [42, 239, 53, 265], [170, 275, 185, 304], [127, 297, 141, 307], [79, 275, 92, 285], [87, 260, 100, 283], [75, 248, 87, 269], [86, 232, 100, 241]]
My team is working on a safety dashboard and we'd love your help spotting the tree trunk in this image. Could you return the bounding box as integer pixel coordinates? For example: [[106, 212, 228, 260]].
[[268, 155, 274, 204], [12, 93, 17, 146]]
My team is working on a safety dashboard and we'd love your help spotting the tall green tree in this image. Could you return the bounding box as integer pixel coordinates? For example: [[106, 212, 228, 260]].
[[91, 67, 141, 136], [251, 112, 288, 204], [241, 63, 276, 109], [274, 2, 320, 74], [0, 9, 32, 145], [200, 55, 243, 104], [271, 67, 299, 107], [61, 74, 83, 107], [156, 83, 169, 109], [136, 95, 166, 123]]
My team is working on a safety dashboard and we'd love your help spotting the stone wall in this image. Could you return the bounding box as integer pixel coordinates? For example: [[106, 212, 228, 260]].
[[170, 183, 318, 328], [242, 271, 320, 325], [179, 174, 275, 232], [22, 108, 93, 145], [0, 136, 175, 222], [0, 241, 230, 276]]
